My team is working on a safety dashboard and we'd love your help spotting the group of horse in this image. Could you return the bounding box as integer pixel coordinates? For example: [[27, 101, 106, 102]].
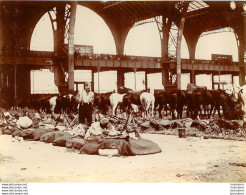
[[94, 87, 155, 118], [1, 84, 245, 121], [95, 85, 244, 120]]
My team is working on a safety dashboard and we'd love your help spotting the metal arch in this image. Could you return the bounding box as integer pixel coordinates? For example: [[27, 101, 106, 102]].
[[48, 7, 57, 32], [48, 3, 77, 93], [48, 6, 68, 81], [154, 16, 162, 44], [153, 15, 177, 85], [67, 1, 77, 92], [176, 2, 189, 90], [103, 1, 124, 10], [200, 27, 235, 38], [48, 3, 72, 51], [168, 23, 178, 59], [233, 31, 240, 48], [64, 4, 72, 43]]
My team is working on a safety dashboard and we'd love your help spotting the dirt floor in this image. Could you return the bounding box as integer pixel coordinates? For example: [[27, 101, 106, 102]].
[[0, 132, 245, 183]]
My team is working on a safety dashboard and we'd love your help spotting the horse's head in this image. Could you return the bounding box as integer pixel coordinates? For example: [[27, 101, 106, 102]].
[[118, 86, 132, 94]]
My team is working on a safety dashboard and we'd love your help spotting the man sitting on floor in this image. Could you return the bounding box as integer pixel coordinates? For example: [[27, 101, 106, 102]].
[[84, 118, 117, 140]]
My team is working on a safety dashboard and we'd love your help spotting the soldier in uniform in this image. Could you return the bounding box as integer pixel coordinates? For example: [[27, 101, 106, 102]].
[[78, 82, 94, 126]]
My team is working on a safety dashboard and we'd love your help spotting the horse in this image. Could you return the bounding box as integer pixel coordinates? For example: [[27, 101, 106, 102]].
[[140, 92, 155, 118], [109, 92, 126, 116]]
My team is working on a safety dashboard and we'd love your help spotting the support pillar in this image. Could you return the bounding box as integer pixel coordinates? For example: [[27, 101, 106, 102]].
[[53, 4, 66, 94], [238, 11, 246, 86], [185, 34, 199, 63], [145, 71, 148, 90], [97, 67, 101, 93], [186, 35, 199, 85], [212, 73, 215, 90], [190, 70, 196, 85], [117, 68, 124, 90], [0, 8, 3, 56], [218, 71, 221, 89], [239, 38, 245, 86], [134, 68, 137, 90], [0, 67, 2, 87], [115, 38, 125, 56], [110, 24, 133, 56], [67, 2, 77, 93], [176, 3, 188, 90], [91, 69, 95, 92], [160, 16, 172, 87], [14, 64, 17, 99]]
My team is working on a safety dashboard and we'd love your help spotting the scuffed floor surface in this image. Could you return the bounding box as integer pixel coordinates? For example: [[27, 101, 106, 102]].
[[0, 133, 245, 183]]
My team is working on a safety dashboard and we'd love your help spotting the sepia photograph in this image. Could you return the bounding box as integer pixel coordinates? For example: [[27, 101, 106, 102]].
[[0, 0, 246, 190]]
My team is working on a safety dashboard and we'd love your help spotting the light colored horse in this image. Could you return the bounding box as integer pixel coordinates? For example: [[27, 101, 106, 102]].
[[109, 93, 126, 116], [49, 96, 58, 115], [224, 83, 240, 99], [140, 92, 155, 118]]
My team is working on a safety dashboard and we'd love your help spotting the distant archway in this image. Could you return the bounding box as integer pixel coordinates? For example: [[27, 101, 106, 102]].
[[30, 5, 116, 54], [74, 5, 116, 54], [30, 13, 54, 51], [196, 28, 238, 61], [124, 20, 189, 90], [30, 5, 117, 93], [124, 21, 189, 58]]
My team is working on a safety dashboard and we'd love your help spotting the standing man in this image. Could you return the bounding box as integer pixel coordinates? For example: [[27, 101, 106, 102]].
[[78, 82, 94, 126]]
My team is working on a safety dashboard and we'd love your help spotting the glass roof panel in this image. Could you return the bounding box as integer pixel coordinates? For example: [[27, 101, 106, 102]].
[[188, 1, 209, 12]]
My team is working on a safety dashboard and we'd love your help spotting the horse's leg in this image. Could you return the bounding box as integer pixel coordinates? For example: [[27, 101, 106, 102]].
[[215, 105, 221, 118], [112, 105, 116, 116], [194, 105, 198, 119], [222, 106, 226, 119], [158, 104, 163, 118], [171, 108, 175, 120], [211, 104, 216, 116], [179, 106, 183, 119], [208, 104, 214, 118], [146, 102, 150, 118], [186, 106, 189, 118], [203, 104, 206, 115], [151, 101, 155, 118], [199, 105, 202, 115]]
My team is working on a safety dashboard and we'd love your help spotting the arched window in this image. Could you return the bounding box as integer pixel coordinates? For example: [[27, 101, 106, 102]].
[[30, 5, 117, 93], [196, 28, 238, 61]]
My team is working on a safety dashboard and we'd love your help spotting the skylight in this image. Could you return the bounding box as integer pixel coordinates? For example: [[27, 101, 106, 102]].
[[187, 1, 209, 12]]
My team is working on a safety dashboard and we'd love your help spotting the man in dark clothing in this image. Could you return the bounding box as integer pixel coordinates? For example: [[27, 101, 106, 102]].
[[78, 82, 94, 126]]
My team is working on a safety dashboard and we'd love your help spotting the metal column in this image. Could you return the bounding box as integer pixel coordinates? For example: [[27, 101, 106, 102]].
[[159, 16, 171, 87], [145, 71, 148, 90], [190, 70, 195, 85], [68, 2, 77, 93], [212, 73, 215, 90], [218, 71, 221, 89], [97, 67, 100, 93], [14, 65, 17, 99], [134, 68, 137, 90], [239, 11, 246, 86], [117, 69, 125, 89], [176, 3, 188, 90], [91, 69, 95, 92]]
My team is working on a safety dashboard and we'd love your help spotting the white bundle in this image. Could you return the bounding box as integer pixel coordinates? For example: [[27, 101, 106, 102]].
[[98, 149, 119, 157], [34, 113, 41, 119], [16, 116, 33, 129], [69, 124, 86, 136]]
